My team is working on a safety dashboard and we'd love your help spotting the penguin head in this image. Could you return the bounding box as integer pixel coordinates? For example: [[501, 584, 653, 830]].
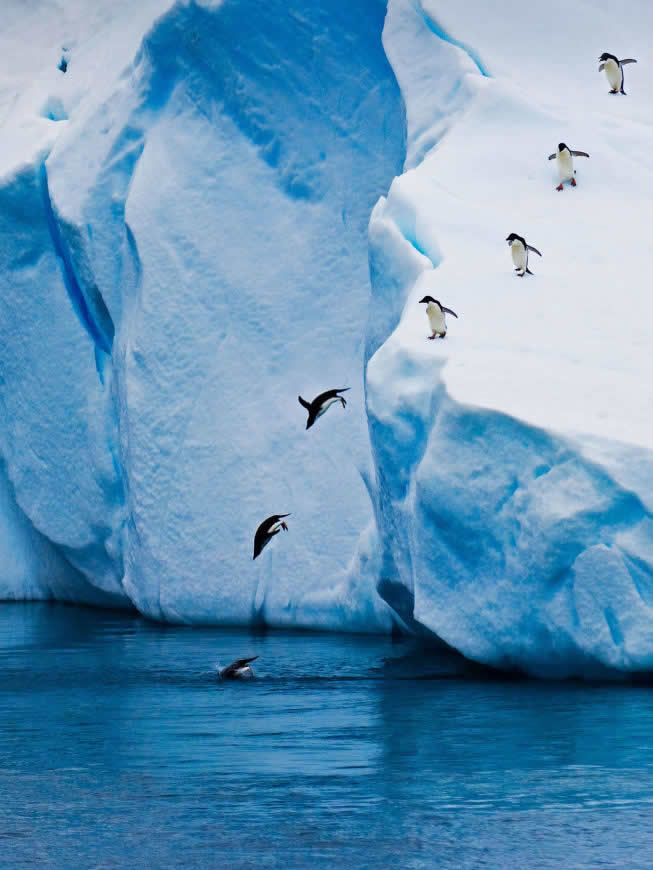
[[506, 233, 525, 247], [558, 142, 569, 153], [599, 52, 618, 63], [419, 295, 437, 305]]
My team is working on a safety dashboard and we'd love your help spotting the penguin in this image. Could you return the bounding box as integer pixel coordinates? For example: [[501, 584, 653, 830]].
[[418, 296, 458, 339], [298, 388, 349, 430], [548, 143, 590, 190], [599, 52, 637, 95], [505, 233, 542, 277], [220, 656, 258, 680], [253, 514, 290, 560]]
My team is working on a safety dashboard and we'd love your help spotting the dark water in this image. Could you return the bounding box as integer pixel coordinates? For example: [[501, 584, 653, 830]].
[[2, 605, 653, 868]]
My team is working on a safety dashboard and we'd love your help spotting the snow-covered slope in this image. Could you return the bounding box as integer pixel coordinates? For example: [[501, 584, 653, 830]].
[[3, 0, 653, 676], [367, 0, 653, 675]]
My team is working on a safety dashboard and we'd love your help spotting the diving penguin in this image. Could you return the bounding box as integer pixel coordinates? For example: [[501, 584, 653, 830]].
[[505, 233, 542, 276], [219, 656, 259, 680], [253, 514, 290, 560], [599, 52, 637, 95], [298, 388, 350, 430], [418, 296, 458, 339], [548, 142, 590, 190]]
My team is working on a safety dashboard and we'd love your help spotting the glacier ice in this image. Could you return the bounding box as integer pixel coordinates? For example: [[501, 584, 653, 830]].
[[3, 0, 653, 676]]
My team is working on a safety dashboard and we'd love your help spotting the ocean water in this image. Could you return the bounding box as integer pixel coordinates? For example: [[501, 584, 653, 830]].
[[1, 604, 653, 869]]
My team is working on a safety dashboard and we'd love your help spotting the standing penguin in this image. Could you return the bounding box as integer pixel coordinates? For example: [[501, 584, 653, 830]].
[[599, 52, 637, 95], [253, 514, 290, 560], [298, 388, 349, 429], [505, 233, 542, 276], [418, 296, 458, 339], [548, 143, 590, 191]]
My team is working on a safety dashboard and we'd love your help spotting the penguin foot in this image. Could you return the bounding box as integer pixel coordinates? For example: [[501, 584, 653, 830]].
[[571, 178, 577, 187], [556, 184, 563, 191], [428, 334, 436, 340], [609, 89, 618, 93]]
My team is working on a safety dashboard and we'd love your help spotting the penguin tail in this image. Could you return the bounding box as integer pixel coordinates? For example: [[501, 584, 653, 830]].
[[526, 267, 533, 275], [298, 395, 311, 410]]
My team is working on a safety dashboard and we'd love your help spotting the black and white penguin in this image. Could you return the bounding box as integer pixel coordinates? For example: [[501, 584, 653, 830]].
[[298, 388, 349, 430], [599, 52, 637, 95], [253, 514, 290, 560], [547, 143, 590, 190], [220, 656, 258, 680], [505, 233, 542, 277], [418, 296, 458, 339]]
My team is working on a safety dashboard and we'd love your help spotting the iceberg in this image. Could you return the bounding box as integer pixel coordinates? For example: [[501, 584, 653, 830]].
[[367, 0, 653, 675], [3, 0, 653, 676]]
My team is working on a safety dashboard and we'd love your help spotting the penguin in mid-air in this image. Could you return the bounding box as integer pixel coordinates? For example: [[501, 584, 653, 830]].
[[219, 656, 258, 680], [599, 52, 637, 95], [298, 388, 349, 430], [418, 296, 458, 339], [505, 233, 542, 276], [548, 143, 590, 191], [253, 514, 290, 560]]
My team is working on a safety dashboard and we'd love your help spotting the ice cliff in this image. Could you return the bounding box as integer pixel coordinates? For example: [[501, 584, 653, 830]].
[[3, 0, 653, 677]]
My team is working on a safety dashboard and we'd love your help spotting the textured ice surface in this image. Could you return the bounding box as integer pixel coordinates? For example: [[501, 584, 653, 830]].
[[0, 0, 402, 629]]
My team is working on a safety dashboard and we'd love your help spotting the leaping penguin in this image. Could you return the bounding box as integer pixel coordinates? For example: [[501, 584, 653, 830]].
[[599, 52, 637, 95], [220, 656, 258, 680], [505, 233, 542, 276], [548, 142, 590, 191], [253, 514, 290, 560], [418, 296, 458, 339], [298, 388, 349, 430]]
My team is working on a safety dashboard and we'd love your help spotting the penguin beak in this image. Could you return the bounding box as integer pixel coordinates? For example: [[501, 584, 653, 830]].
[[340, 398, 346, 408], [306, 420, 312, 430], [281, 522, 288, 531]]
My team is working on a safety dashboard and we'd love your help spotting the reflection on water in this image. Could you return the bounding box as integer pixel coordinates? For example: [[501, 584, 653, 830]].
[[1, 604, 653, 868]]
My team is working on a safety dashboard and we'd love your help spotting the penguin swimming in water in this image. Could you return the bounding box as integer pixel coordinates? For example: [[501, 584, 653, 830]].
[[505, 233, 542, 276], [220, 656, 258, 680], [548, 143, 590, 190], [418, 296, 458, 339], [599, 52, 637, 95], [253, 514, 290, 560], [298, 388, 349, 430]]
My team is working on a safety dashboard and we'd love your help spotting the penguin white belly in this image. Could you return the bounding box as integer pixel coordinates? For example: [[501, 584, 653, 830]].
[[557, 149, 574, 182], [510, 240, 527, 270], [426, 303, 446, 334], [605, 58, 622, 90], [315, 397, 339, 419]]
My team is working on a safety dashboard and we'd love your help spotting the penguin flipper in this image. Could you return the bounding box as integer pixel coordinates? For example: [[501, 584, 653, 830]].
[[547, 153, 556, 160], [298, 395, 311, 410], [619, 58, 637, 65], [526, 245, 542, 257], [571, 151, 590, 158], [441, 306, 458, 318]]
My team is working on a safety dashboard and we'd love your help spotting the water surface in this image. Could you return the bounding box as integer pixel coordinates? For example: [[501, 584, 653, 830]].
[[2, 603, 653, 868]]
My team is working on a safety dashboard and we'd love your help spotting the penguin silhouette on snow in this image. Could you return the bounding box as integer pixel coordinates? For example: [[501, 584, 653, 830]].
[[253, 514, 290, 559], [599, 52, 637, 95], [506, 233, 542, 276], [298, 389, 349, 429], [548, 142, 590, 191], [418, 296, 458, 339]]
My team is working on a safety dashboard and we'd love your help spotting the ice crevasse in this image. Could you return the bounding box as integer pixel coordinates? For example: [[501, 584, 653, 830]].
[[3, 0, 653, 677]]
